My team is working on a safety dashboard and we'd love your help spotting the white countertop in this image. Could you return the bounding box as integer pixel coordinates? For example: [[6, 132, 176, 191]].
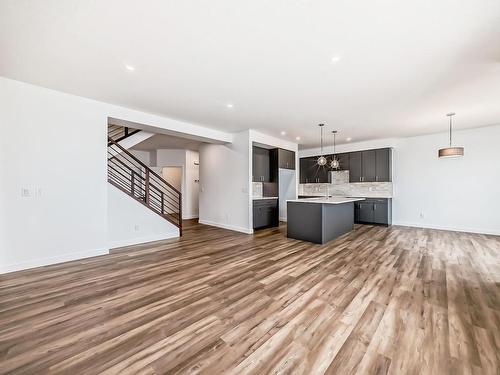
[[287, 197, 365, 204], [252, 196, 279, 200], [299, 194, 392, 199]]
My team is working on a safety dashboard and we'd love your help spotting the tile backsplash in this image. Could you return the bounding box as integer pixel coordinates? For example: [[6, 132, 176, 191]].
[[299, 171, 393, 198], [252, 182, 263, 197]]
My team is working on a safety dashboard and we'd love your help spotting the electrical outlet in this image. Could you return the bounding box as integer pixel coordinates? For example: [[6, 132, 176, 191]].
[[20, 188, 31, 197], [134, 224, 140, 231], [419, 212, 425, 219]]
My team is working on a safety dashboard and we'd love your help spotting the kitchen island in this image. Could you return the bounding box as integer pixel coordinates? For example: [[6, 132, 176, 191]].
[[287, 197, 365, 244]]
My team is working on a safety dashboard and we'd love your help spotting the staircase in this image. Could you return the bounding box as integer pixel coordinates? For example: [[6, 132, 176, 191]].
[[107, 124, 141, 143], [107, 125, 182, 235]]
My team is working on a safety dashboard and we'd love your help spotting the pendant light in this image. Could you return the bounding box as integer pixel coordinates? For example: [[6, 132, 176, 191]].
[[330, 130, 340, 169], [438, 112, 464, 158], [316, 124, 327, 166]]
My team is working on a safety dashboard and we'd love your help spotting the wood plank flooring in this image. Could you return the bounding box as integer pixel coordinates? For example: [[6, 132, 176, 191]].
[[1, 220, 500, 374]]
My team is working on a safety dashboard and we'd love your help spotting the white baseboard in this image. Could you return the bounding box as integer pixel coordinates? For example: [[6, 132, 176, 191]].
[[182, 213, 199, 220], [0, 247, 109, 275], [108, 231, 179, 250], [393, 221, 500, 236], [198, 219, 253, 234], [279, 217, 287, 222]]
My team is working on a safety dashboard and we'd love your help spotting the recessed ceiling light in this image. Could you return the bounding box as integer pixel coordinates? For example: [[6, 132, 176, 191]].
[[281, 131, 286, 136], [331, 56, 341, 63], [125, 64, 135, 71], [226, 103, 234, 109], [346, 137, 352, 142], [295, 136, 301, 141]]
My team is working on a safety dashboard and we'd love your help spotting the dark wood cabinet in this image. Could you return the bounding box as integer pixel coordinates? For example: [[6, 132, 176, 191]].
[[349, 152, 362, 182], [337, 153, 349, 171], [315, 161, 330, 183], [373, 200, 389, 224], [252, 146, 270, 182], [361, 150, 376, 182], [355, 198, 392, 225], [253, 199, 279, 229], [300, 157, 331, 183], [300, 148, 391, 184], [277, 149, 295, 169], [375, 148, 391, 182], [356, 202, 374, 223], [300, 157, 317, 183]]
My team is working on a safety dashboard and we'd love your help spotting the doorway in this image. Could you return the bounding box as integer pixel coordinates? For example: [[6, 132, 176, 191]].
[[162, 167, 182, 191]]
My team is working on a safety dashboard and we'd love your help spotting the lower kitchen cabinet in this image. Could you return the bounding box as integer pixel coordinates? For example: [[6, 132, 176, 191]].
[[253, 199, 279, 229], [354, 198, 392, 226]]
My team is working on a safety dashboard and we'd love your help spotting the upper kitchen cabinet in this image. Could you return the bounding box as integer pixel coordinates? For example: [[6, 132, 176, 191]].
[[299, 156, 330, 183], [252, 146, 270, 182], [349, 152, 362, 182], [349, 148, 392, 183], [277, 149, 295, 169], [361, 150, 377, 182], [336, 153, 349, 171], [299, 157, 313, 183], [375, 148, 391, 182], [301, 148, 391, 184]]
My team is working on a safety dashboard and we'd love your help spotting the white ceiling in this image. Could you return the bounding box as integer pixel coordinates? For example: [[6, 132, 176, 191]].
[[2, 0, 500, 148]]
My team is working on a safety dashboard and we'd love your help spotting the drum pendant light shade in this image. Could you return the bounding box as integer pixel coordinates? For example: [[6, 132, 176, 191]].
[[438, 113, 464, 158], [438, 147, 464, 158]]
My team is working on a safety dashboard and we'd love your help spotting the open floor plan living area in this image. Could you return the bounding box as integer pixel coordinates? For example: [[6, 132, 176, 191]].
[[1, 1, 500, 374]]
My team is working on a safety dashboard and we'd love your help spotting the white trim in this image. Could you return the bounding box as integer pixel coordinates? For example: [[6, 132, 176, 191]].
[[182, 213, 199, 220], [108, 231, 179, 250], [393, 221, 500, 236], [279, 217, 287, 222], [0, 247, 109, 275], [198, 219, 254, 234]]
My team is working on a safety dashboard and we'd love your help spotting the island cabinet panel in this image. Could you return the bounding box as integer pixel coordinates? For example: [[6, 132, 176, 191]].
[[278, 149, 295, 169], [287, 200, 356, 244], [349, 152, 363, 182], [252, 146, 270, 182]]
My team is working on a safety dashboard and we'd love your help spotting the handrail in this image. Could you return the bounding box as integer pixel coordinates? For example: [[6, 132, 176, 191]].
[[108, 137, 181, 195], [107, 135, 182, 235], [108, 126, 141, 143]]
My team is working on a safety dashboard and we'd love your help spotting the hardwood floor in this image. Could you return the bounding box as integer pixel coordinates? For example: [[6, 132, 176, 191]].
[[1, 221, 499, 374]]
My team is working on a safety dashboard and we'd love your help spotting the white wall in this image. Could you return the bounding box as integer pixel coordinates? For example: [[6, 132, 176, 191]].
[[198, 130, 299, 233], [299, 125, 500, 235], [199, 130, 252, 233], [393, 126, 500, 234], [107, 185, 179, 248], [129, 150, 151, 165], [0, 78, 108, 273], [155, 149, 198, 219], [185, 150, 200, 219], [0, 77, 231, 273]]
